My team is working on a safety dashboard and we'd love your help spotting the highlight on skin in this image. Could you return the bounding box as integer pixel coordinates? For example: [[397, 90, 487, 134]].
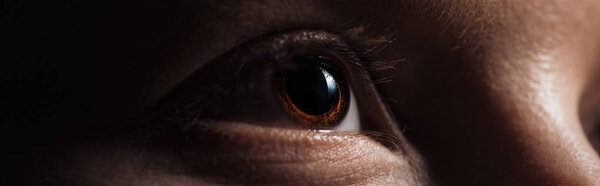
[[2, 0, 600, 185]]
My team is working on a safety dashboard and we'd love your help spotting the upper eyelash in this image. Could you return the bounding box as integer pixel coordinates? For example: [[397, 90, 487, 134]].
[[145, 29, 408, 151], [341, 26, 396, 57], [340, 26, 406, 85], [152, 30, 368, 130]]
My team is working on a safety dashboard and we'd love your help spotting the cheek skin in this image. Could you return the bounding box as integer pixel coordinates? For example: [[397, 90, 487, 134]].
[[36, 122, 429, 185], [182, 122, 428, 185], [369, 0, 600, 184]]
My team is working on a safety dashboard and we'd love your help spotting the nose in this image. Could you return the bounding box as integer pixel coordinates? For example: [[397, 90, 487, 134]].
[[384, 52, 600, 185]]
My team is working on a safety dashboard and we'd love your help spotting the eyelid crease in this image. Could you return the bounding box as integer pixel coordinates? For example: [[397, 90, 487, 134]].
[[151, 29, 410, 154], [154, 30, 373, 128], [154, 27, 402, 121], [362, 130, 405, 152]]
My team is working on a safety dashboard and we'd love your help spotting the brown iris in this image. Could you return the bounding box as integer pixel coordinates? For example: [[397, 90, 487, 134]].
[[275, 55, 349, 128]]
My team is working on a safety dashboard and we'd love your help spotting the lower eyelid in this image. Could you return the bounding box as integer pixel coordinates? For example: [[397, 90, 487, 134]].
[[181, 121, 418, 184], [154, 29, 404, 149]]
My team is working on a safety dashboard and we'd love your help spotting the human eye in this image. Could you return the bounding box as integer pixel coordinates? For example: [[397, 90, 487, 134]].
[[143, 29, 419, 185], [156, 30, 395, 135], [272, 54, 359, 131]]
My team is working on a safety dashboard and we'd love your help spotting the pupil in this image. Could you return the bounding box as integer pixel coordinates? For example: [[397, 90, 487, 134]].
[[285, 56, 340, 116]]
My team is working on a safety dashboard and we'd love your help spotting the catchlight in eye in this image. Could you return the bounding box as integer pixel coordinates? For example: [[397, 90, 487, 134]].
[[274, 55, 350, 129]]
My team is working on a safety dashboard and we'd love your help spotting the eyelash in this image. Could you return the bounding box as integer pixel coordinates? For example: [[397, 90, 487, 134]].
[[142, 29, 408, 151], [153, 30, 366, 129]]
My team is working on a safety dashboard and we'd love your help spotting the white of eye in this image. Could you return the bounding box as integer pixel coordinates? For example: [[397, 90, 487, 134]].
[[331, 89, 360, 132]]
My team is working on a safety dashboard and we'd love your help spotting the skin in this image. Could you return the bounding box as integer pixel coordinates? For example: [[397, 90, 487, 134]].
[[2, 0, 600, 185]]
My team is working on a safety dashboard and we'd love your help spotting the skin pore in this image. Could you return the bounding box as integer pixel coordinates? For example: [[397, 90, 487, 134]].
[[3, 0, 600, 185]]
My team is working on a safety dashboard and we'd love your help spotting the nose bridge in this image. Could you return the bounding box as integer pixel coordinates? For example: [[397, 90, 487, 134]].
[[476, 56, 600, 184], [398, 50, 600, 184], [491, 93, 600, 184]]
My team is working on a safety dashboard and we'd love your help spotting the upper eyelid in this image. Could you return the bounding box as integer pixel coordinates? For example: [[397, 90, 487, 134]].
[[149, 29, 406, 151], [152, 30, 369, 127]]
